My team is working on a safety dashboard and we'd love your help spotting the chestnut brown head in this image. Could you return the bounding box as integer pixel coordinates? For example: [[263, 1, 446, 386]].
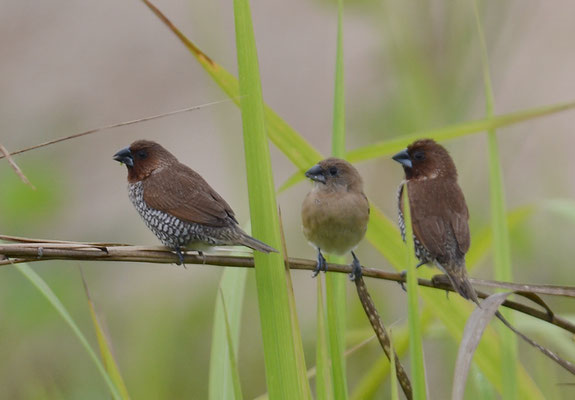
[[113, 140, 178, 183], [392, 139, 457, 181]]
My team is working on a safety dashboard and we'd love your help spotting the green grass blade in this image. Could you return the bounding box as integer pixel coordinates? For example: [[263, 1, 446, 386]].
[[402, 189, 427, 399], [316, 277, 333, 400], [219, 290, 244, 400], [326, 1, 349, 398], [15, 264, 123, 400], [544, 198, 575, 223], [209, 268, 247, 400], [345, 101, 575, 164], [472, 1, 517, 398], [81, 274, 131, 400], [332, 0, 345, 158], [141, 0, 322, 172], [232, 1, 311, 399], [325, 267, 347, 398]]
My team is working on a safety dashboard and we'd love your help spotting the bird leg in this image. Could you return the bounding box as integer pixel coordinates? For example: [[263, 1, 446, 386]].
[[398, 260, 427, 291], [431, 274, 451, 299], [197, 251, 206, 264], [312, 249, 327, 277], [174, 247, 186, 268], [349, 251, 363, 281]]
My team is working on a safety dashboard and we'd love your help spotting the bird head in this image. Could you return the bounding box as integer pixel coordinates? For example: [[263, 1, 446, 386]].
[[392, 139, 458, 180], [113, 140, 178, 182], [305, 158, 363, 191]]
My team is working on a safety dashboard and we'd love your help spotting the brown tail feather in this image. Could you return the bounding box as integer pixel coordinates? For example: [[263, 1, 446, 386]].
[[237, 232, 278, 253], [442, 263, 481, 306]]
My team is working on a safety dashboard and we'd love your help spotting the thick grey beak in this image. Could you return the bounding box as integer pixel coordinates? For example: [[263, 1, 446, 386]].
[[113, 147, 134, 167], [392, 149, 412, 169], [305, 164, 326, 183]]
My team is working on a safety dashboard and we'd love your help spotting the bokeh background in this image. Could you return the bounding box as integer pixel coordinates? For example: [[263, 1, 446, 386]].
[[1, 0, 575, 398]]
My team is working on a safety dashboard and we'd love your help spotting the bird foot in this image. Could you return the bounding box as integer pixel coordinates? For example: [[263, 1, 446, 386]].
[[431, 274, 451, 299], [399, 261, 426, 291], [198, 251, 206, 264], [349, 251, 363, 281], [398, 270, 407, 291], [312, 251, 327, 278], [175, 247, 187, 268]]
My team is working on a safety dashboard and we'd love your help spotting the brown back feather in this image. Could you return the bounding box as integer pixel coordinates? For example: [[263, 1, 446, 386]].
[[405, 179, 470, 260], [143, 163, 238, 227]]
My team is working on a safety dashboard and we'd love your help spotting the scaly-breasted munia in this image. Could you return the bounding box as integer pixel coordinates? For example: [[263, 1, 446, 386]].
[[113, 140, 277, 264], [301, 158, 370, 280], [393, 139, 479, 304]]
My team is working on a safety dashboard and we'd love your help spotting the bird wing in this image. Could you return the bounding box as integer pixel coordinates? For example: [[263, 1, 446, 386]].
[[405, 179, 470, 257], [142, 163, 238, 227]]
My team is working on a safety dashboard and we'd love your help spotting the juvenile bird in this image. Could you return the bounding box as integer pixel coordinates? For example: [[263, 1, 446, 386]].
[[301, 158, 370, 280], [392, 139, 479, 304], [113, 140, 277, 264]]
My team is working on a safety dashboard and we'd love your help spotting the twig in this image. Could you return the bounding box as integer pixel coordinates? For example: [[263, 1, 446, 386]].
[[0, 143, 35, 188], [0, 100, 231, 161], [354, 274, 413, 399], [1, 239, 575, 335]]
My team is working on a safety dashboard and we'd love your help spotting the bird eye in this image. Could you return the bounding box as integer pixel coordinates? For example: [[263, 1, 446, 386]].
[[413, 151, 425, 161], [329, 167, 338, 176], [137, 150, 148, 159]]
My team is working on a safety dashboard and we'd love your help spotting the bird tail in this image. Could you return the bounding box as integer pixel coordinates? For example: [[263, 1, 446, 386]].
[[440, 261, 480, 307], [237, 231, 278, 254]]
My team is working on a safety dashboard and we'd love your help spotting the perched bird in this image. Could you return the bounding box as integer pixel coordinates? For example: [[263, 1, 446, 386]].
[[392, 139, 479, 304], [113, 140, 277, 264], [301, 158, 370, 280]]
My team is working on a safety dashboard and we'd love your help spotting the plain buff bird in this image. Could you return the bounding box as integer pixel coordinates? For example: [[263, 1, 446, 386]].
[[113, 140, 277, 264], [393, 138, 479, 304], [301, 158, 370, 280]]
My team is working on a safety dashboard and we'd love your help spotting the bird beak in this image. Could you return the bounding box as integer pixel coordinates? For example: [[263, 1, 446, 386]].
[[305, 164, 326, 183], [113, 147, 134, 167], [392, 149, 412, 169]]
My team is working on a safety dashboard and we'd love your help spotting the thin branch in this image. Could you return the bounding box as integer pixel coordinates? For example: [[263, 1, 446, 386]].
[[0, 143, 35, 188], [354, 275, 413, 399], [0, 99, 232, 161], [1, 239, 574, 335]]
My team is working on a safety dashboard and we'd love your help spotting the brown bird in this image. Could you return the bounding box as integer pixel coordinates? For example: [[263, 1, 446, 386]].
[[301, 158, 370, 280], [113, 140, 277, 264], [392, 139, 479, 304]]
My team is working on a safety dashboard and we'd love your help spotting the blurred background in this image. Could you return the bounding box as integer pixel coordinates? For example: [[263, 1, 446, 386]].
[[1, 0, 575, 398]]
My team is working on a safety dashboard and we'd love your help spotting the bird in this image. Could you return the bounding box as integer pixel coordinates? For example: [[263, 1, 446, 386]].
[[113, 140, 277, 264], [301, 158, 370, 280], [392, 139, 479, 304]]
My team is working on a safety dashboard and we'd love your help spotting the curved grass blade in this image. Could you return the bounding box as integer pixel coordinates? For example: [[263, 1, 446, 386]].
[[219, 290, 244, 400], [345, 101, 575, 164], [81, 272, 131, 400], [209, 268, 247, 400], [232, 0, 311, 398], [471, 1, 517, 397], [452, 292, 575, 400], [326, 1, 349, 397], [402, 189, 427, 399], [15, 264, 123, 400], [316, 277, 333, 400], [140, 0, 322, 172]]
